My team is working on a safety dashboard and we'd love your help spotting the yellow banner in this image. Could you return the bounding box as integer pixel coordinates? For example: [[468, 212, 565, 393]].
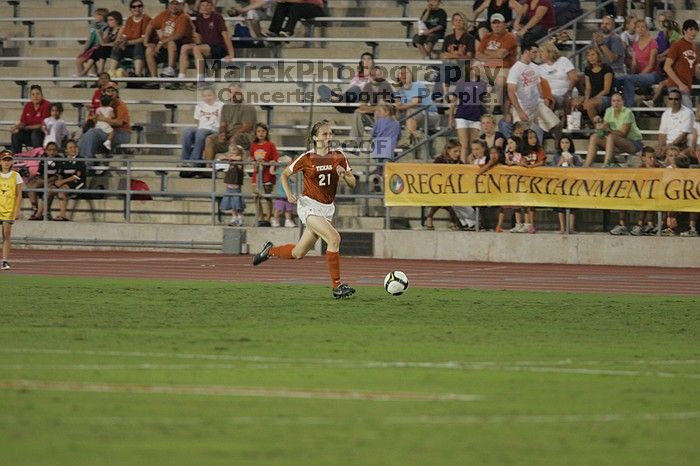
[[384, 163, 700, 212]]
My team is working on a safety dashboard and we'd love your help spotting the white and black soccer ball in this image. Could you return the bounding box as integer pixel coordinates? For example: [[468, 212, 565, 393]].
[[384, 271, 409, 296]]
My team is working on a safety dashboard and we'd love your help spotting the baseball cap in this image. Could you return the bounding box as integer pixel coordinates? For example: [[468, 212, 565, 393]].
[[0, 150, 14, 161], [104, 82, 119, 91], [490, 13, 505, 23]]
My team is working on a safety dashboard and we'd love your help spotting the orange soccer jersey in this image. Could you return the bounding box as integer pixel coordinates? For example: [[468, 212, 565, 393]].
[[288, 150, 350, 205]]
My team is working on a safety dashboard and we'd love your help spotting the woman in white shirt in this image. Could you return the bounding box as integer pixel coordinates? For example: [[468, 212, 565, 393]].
[[181, 86, 224, 163], [538, 41, 578, 112]]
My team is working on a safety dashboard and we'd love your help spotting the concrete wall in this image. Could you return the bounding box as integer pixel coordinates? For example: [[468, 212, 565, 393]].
[[12, 222, 700, 268]]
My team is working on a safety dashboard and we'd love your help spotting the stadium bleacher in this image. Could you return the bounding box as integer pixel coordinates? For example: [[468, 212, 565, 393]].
[[0, 0, 697, 233]]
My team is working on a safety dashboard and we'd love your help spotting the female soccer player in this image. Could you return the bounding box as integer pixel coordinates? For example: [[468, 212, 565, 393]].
[[252, 120, 357, 299], [0, 150, 23, 270]]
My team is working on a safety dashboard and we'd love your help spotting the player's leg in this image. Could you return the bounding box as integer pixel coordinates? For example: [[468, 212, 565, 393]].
[[252, 224, 317, 265], [305, 215, 355, 297], [1, 222, 11, 268]]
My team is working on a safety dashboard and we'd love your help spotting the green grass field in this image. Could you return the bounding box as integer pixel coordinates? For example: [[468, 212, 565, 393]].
[[1, 275, 698, 466]]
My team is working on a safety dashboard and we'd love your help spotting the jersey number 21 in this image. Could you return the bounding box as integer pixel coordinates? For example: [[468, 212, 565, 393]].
[[318, 173, 331, 186]]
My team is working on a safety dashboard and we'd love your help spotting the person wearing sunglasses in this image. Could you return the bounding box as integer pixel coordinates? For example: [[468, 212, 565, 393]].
[[108, 0, 151, 78], [656, 89, 695, 157]]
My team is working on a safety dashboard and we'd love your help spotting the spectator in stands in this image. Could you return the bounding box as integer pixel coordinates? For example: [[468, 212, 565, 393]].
[[204, 84, 257, 160], [108, 0, 151, 78], [412, 0, 447, 60], [266, 0, 326, 38], [27, 142, 61, 221], [250, 123, 280, 226], [448, 63, 486, 162], [477, 14, 518, 70], [437, 13, 476, 98], [79, 73, 113, 134], [515, 0, 556, 43], [478, 114, 505, 149], [318, 52, 375, 114], [219, 144, 246, 227], [506, 41, 560, 142], [371, 103, 401, 179], [78, 83, 131, 159], [10, 85, 52, 153], [620, 19, 659, 108], [644, 15, 682, 107], [472, 0, 521, 40], [424, 139, 461, 230], [270, 155, 297, 227], [620, 15, 638, 71], [94, 94, 116, 152], [393, 66, 440, 146], [692, 104, 700, 162], [74, 8, 108, 79], [177, 0, 234, 84], [42, 103, 69, 149], [552, 0, 582, 27], [552, 137, 580, 233], [228, 0, 276, 41], [350, 66, 394, 144], [613, 0, 654, 32], [585, 92, 643, 166], [440, 13, 475, 61], [657, 89, 695, 156], [476, 13, 518, 116], [83, 11, 123, 77], [144, 0, 194, 83], [48, 140, 86, 222], [182, 86, 224, 164], [591, 15, 626, 77], [663, 19, 699, 109], [519, 129, 545, 233], [538, 40, 578, 113], [581, 48, 614, 123]]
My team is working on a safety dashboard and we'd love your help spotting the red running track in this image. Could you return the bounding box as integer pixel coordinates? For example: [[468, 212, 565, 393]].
[[3, 249, 699, 296]]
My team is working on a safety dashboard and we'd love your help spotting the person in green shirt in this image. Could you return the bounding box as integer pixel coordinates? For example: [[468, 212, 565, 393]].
[[585, 92, 643, 166]]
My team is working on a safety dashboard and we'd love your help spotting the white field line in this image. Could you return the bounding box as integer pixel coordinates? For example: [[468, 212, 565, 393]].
[[1, 363, 698, 379], [1, 347, 698, 371], [0, 379, 481, 402], [0, 412, 698, 427]]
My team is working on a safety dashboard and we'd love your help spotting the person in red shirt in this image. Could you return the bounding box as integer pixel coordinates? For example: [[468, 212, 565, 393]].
[[515, 0, 555, 43], [252, 120, 358, 299], [664, 19, 699, 109], [10, 85, 52, 153], [250, 123, 280, 226]]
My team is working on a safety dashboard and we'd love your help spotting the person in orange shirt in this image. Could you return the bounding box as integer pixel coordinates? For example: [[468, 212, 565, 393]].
[[77, 83, 131, 159], [663, 19, 699, 109], [252, 120, 358, 299], [109, 0, 151, 77], [144, 0, 193, 82], [476, 13, 518, 114]]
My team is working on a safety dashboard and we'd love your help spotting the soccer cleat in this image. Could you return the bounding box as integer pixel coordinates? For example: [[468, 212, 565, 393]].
[[1, 261, 10, 270], [252, 241, 273, 266], [332, 283, 356, 299], [609, 224, 628, 235]]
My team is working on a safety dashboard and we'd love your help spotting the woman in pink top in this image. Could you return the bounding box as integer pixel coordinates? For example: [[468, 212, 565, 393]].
[[621, 19, 659, 107]]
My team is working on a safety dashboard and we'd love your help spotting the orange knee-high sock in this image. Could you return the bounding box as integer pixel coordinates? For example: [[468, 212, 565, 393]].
[[269, 244, 295, 259], [326, 251, 341, 288]]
